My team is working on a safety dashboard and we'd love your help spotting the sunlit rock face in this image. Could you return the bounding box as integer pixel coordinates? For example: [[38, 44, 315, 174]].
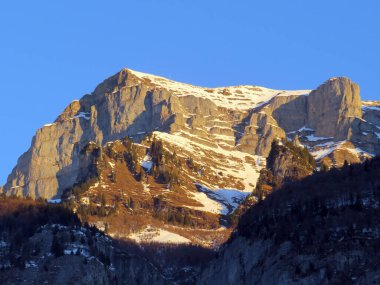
[[307, 77, 362, 139]]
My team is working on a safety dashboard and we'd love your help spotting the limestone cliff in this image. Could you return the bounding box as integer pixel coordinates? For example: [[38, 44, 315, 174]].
[[307, 77, 362, 139]]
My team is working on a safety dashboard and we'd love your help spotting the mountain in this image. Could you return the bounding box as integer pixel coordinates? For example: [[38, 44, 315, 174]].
[[1, 67, 380, 284], [2, 69, 380, 246], [3, 70, 379, 198], [198, 157, 380, 285]]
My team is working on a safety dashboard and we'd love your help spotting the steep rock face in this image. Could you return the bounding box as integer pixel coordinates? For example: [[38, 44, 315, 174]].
[[307, 77, 362, 139], [5, 119, 89, 198], [238, 111, 286, 156], [269, 95, 308, 132], [2, 76, 160, 197], [237, 94, 309, 156]]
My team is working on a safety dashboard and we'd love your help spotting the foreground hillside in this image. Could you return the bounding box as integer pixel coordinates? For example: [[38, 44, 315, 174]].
[[2, 157, 380, 284], [0, 196, 215, 284], [198, 157, 380, 285]]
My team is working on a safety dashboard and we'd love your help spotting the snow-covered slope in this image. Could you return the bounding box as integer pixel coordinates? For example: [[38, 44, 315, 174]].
[[130, 69, 310, 111], [128, 226, 191, 244], [154, 131, 264, 191], [310, 141, 372, 161], [152, 130, 264, 218], [287, 125, 374, 167]]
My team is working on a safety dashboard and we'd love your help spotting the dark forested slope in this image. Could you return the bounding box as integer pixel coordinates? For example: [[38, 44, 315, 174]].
[[199, 157, 380, 285]]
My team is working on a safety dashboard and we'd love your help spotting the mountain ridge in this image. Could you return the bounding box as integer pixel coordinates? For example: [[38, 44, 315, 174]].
[[2, 69, 379, 202]]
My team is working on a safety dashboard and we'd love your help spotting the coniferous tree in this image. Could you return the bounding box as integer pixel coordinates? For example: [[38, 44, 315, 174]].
[[51, 234, 64, 257], [100, 193, 107, 217]]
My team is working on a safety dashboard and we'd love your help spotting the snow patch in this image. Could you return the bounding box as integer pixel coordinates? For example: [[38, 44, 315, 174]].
[[141, 155, 153, 172], [189, 191, 225, 214], [314, 141, 335, 148], [298, 126, 314, 132], [74, 112, 90, 120], [362, 106, 380, 111], [195, 184, 250, 215], [311, 141, 346, 160], [89, 182, 100, 190], [305, 134, 333, 142], [47, 199, 62, 204], [25, 260, 38, 268], [64, 244, 90, 257], [129, 226, 191, 244]]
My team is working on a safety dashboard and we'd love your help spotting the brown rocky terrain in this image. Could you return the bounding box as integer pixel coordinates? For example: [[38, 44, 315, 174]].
[[62, 136, 232, 246]]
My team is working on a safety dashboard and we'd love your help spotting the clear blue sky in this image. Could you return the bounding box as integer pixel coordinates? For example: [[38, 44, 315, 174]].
[[0, 0, 379, 184]]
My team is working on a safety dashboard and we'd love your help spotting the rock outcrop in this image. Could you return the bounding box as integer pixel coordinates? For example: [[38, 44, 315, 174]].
[[266, 140, 315, 182], [307, 77, 362, 139], [255, 139, 316, 199]]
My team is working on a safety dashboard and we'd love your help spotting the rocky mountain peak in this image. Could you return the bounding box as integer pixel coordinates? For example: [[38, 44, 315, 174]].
[[2, 69, 379, 205], [307, 77, 362, 139]]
